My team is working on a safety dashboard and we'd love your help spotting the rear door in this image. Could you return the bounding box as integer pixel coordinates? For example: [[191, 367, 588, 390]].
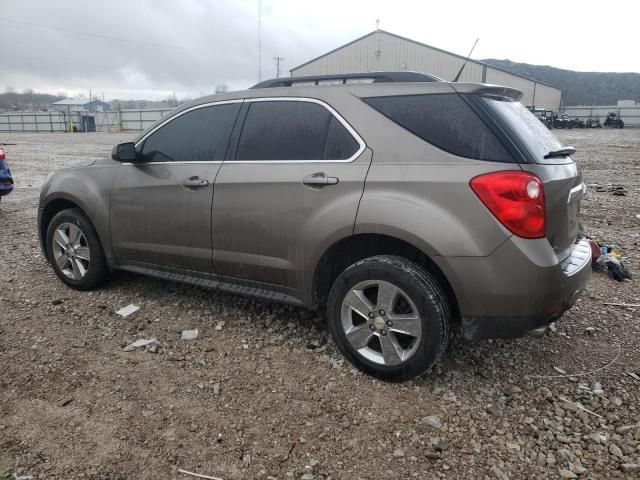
[[110, 101, 241, 272], [211, 97, 370, 293]]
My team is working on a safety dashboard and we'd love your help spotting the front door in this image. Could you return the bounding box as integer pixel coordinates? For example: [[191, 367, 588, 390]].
[[211, 98, 370, 294], [110, 101, 241, 273]]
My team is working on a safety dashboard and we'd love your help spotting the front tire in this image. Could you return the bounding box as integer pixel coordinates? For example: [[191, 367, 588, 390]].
[[46, 208, 109, 290], [327, 255, 450, 381]]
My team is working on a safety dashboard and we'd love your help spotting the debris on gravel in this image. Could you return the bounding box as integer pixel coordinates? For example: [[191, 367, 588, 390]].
[[180, 328, 199, 340], [115, 303, 140, 317], [123, 338, 157, 352]]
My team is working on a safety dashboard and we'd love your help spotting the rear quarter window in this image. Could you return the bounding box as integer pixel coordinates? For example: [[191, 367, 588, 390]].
[[480, 97, 564, 162], [363, 94, 512, 162]]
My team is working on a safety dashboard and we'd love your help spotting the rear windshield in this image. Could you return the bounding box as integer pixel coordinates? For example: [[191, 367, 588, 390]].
[[364, 94, 513, 162], [481, 97, 564, 161]]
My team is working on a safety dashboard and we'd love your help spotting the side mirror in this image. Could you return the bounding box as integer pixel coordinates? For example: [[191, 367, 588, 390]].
[[111, 142, 137, 162]]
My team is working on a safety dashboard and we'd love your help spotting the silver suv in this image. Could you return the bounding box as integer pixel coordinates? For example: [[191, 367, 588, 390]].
[[39, 72, 591, 380]]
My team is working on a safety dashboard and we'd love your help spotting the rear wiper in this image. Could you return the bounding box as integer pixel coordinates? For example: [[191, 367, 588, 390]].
[[544, 146, 576, 159]]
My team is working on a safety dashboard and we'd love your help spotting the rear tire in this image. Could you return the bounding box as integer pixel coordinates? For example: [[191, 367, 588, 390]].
[[46, 208, 110, 290], [327, 255, 450, 381]]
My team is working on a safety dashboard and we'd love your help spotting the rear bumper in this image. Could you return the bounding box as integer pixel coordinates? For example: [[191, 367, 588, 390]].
[[437, 238, 592, 342]]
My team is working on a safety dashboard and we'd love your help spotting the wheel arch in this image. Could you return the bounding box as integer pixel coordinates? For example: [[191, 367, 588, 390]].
[[39, 196, 107, 266], [312, 233, 460, 322]]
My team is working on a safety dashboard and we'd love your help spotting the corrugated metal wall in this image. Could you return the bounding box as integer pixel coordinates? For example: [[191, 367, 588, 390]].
[[0, 112, 67, 132], [292, 32, 482, 83], [532, 83, 562, 111], [0, 109, 172, 133], [291, 31, 562, 110]]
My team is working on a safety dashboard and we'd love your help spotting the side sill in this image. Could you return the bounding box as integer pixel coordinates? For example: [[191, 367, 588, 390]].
[[119, 264, 306, 308]]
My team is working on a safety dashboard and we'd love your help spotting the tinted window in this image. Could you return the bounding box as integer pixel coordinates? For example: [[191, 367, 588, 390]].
[[364, 94, 512, 162], [481, 97, 564, 161], [236, 101, 359, 161], [323, 116, 360, 160], [141, 103, 240, 162]]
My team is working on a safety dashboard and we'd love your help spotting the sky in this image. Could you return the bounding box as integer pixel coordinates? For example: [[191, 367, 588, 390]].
[[1, 0, 638, 100]]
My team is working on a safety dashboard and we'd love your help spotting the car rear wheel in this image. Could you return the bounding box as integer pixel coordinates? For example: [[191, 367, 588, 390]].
[[327, 255, 450, 381], [46, 208, 109, 290]]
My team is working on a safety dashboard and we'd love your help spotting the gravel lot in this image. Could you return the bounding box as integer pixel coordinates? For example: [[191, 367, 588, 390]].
[[0, 130, 639, 480]]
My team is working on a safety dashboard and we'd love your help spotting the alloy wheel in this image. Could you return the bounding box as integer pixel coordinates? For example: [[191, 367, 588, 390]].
[[52, 222, 91, 281], [340, 280, 422, 366]]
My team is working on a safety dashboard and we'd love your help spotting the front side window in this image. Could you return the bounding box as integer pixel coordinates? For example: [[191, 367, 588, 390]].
[[363, 93, 512, 162], [141, 103, 241, 162], [236, 101, 359, 161]]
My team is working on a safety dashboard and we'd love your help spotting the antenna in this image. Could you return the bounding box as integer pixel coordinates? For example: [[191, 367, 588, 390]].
[[274, 56, 284, 78], [375, 19, 382, 59], [453, 38, 479, 82]]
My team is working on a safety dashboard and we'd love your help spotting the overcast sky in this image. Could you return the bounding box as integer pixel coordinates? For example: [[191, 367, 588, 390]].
[[1, 0, 638, 100]]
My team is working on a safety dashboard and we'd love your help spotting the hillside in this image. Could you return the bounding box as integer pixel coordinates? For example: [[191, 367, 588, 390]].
[[0, 90, 64, 112], [482, 59, 640, 106]]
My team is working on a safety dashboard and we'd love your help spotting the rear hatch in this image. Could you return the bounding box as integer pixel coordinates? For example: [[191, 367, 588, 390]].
[[478, 96, 583, 260]]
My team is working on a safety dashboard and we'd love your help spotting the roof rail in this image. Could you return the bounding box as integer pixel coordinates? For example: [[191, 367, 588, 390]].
[[250, 71, 443, 89]]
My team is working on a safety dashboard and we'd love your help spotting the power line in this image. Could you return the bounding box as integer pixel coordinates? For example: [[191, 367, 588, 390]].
[[0, 17, 212, 55], [0, 52, 121, 73], [0, 53, 189, 95]]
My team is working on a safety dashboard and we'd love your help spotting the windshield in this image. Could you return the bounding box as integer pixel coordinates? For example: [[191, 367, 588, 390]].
[[481, 96, 565, 162]]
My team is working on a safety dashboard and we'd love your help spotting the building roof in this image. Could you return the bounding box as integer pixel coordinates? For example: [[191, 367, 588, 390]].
[[291, 30, 560, 91], [53, 98, 108, 106]]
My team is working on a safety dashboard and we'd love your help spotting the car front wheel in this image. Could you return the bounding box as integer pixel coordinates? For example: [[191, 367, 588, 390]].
[[46, 208, 109, 290], [327, 255, 450, 381]]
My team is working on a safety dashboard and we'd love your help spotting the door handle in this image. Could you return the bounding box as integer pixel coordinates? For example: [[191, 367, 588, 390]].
[[302, 172, 339, 187], [182, 177, 209, 189]]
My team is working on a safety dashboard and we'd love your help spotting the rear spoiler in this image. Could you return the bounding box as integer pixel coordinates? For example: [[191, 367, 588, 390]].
[[450, 83, 523, 101]]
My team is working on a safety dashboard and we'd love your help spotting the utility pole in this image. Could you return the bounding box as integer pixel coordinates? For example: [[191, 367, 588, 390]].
[[258, 0, 262, 81], [274, 56, 284, 78]]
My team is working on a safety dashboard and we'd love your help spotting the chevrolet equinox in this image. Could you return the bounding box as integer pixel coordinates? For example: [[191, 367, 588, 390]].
[[39, 72, 591, 380]]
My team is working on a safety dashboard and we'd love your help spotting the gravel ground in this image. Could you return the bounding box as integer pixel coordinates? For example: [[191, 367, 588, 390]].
[[0, 130, 639, 480]]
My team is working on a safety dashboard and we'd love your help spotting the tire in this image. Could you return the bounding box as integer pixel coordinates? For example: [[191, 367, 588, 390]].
[[46, 208, 110, 290], [327, 255, 450, 381]]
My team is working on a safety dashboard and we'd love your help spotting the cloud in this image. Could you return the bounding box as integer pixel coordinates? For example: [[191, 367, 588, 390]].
[[0, 0, 345, 98], [0, 0, 638, 100]]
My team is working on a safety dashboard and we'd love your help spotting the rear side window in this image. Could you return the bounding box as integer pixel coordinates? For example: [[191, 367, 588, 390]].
[[324, 116, 360, 160], [480, 97, 564, 162], [236, 101, 359, 161], [363, 94, 512, 162], [141, 103, 240, 162]]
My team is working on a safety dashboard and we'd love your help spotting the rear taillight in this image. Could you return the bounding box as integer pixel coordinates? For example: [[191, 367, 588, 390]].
[[0, 148, 5, 160], [470, 171, 545, 239]]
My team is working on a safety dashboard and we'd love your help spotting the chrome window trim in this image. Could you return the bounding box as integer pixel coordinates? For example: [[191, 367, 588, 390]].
[[121, 161, 223, 166], [227, 96, 366, 164], [127, 96, 366, 166]]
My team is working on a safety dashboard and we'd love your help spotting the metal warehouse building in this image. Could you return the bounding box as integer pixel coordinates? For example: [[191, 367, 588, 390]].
[[52, 98, 111, 113], [291, 30, 562, 111]]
